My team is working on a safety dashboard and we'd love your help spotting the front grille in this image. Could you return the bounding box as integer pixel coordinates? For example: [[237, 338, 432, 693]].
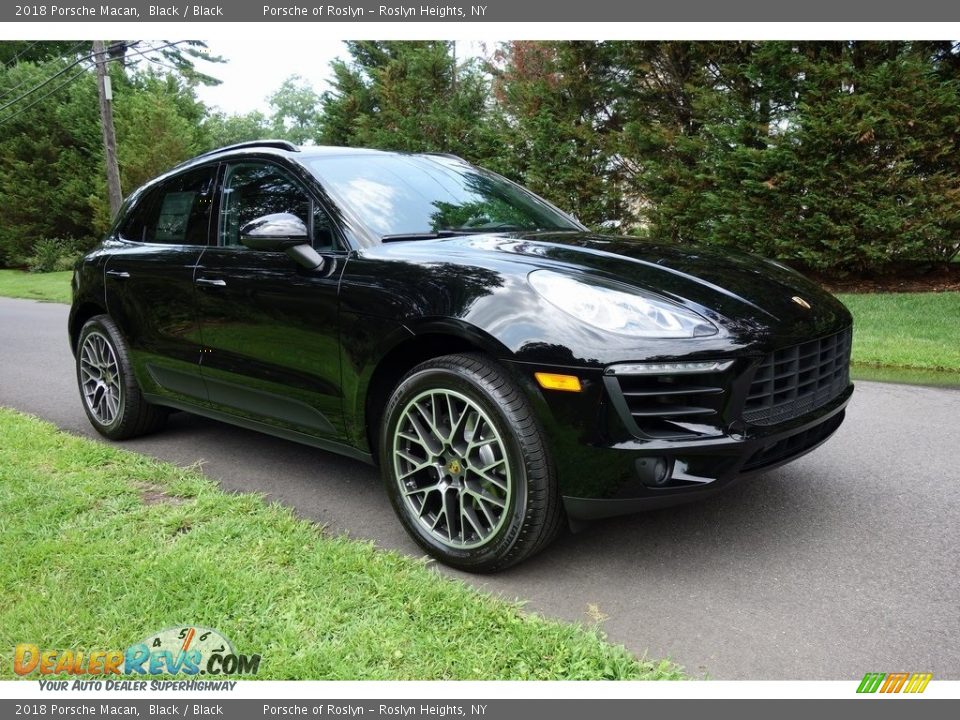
[[741, 411, 844, 472], [610, 372, 728, 438], [743, 328, 852, 426]]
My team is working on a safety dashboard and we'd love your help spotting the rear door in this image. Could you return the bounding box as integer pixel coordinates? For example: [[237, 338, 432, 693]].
[[193, 159, 347, 439], [103, 164, 217, 404]]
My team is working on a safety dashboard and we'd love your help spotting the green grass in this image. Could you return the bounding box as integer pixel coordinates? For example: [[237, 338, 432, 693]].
[[837, 292, 960, 373], [0, 269, 72, 304], [0, 408, 682, 681]]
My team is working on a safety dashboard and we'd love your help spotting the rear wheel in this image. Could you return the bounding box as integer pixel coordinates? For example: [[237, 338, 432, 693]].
[[76, 315, 167, 440], [380, 353, 562, 572]]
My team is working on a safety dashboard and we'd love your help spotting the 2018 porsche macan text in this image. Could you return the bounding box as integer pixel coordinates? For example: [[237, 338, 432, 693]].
[[70, 141, 853, 571]]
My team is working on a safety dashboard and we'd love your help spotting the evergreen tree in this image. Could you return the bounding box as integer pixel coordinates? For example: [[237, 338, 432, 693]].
[[0, 56, 212, 263], [319, 41, 498, 163], [490, 41, 624, 227]]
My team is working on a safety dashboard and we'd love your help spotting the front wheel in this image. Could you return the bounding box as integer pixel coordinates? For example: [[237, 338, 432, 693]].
[[76, 315, 167, 440], [380, 354, 562, 572]]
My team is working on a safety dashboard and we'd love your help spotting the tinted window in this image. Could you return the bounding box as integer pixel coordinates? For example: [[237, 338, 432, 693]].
[[118, 166, 216, 245], [117, 188, 159, 243], [219, 162, 335, 251], [306, 155, 581, 239]]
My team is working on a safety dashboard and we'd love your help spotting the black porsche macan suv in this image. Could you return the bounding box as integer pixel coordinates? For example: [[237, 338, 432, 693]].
[[70, 140, 854, 571]]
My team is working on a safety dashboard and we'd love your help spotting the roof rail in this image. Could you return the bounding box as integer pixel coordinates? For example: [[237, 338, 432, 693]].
[[191, 139, 300, 162], [422, 151, 467, 162]]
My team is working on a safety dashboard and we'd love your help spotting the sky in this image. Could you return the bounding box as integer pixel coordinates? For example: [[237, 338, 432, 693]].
[[189, 38, 346, 116], [187, 39, 488, 117]]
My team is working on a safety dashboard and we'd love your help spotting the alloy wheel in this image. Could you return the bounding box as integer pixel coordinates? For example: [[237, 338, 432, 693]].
[[392, 389, 512, 549], [79, 331, 122, 425]]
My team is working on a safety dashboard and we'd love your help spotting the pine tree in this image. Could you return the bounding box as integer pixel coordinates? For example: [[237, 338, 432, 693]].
[[318, 41, 498, 163]]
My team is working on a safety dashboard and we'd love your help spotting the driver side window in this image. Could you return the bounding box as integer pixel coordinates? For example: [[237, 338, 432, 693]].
[[219, 162, 335, 251]]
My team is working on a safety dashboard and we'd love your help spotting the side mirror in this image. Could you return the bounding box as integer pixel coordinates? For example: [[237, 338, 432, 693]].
[[239, 213, 308, 249], [238, 213, 324, 271]]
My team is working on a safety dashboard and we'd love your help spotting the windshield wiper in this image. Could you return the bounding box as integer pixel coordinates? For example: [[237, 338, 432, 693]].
[[381, 226, 531, 243], [381, 230, 465, 243]]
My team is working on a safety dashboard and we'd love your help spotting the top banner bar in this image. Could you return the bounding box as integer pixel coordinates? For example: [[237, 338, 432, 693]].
[[5, 0, 960, 22]]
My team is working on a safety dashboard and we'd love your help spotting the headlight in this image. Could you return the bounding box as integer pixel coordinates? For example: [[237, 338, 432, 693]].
[[528, 270, 717, 338]]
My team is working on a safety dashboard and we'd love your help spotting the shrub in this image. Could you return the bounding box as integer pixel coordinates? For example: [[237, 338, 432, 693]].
[[26, 237, 82, 274]]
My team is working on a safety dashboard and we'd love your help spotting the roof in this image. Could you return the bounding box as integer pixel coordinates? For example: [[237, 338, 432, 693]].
[[159, 142, 468, 190]]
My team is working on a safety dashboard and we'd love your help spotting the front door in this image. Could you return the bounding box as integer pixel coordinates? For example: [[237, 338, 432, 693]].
[[194, 159, 346, 439]]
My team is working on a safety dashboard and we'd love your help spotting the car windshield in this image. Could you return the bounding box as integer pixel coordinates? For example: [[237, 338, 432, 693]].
[[306, 153, 582, 240]]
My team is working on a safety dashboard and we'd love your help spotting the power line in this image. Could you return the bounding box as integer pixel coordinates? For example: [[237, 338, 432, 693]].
[[122, 40, 191, 67], [0, 42, 129, 115], [0, 40, 192, 129], [4, 41, 41, 67], [0, 67, 91, 128], [0, 41, 88, 102], [0, 41, 188, 109]]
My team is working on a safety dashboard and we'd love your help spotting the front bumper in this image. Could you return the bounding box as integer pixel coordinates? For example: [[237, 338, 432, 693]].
[[503, 331, 854, 520], [561, 386, 850, 520]]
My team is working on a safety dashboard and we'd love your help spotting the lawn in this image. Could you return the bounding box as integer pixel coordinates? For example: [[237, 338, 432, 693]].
[[837, 292, 960, 372], [0, 408, 682, 681], [0, 269, 72, 304]]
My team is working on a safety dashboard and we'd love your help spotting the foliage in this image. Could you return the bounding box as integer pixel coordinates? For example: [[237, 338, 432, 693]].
[[320, 41, 500, 164], [119, 39, 225, 87], [490, 41, 626, 227], [0, 54, 212, 260], [24, 237, 81, 273], [202, 109, 272, 148], [268, 75, 324, 143], [0, 58, 102, 264], [0, 41, 96, 66], [3, 41, 960, 274], [0, 408, 684, 680], [113, 70, 211, 190], [611, 41, 960, 271]]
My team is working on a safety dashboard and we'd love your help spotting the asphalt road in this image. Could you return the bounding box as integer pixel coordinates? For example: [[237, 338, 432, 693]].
[[1, 296, 958, 680]]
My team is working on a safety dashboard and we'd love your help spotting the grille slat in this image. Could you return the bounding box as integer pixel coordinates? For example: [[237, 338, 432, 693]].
[[610, 371, 730, 438], [743, 328, 852, 426], [630, 406, 717, 418], [623, 386, 724, 398]]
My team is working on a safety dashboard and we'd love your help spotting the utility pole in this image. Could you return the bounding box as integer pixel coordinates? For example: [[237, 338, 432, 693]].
[[451, 40, 457, 95], [93, 40, 122, 219]]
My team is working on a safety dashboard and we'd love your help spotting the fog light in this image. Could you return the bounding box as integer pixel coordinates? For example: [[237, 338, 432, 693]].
[[636, 457, 673, 487]]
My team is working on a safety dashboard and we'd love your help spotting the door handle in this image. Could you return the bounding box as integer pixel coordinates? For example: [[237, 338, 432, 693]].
[[106, 270, 130, 279], [195, 277, 227, 287]]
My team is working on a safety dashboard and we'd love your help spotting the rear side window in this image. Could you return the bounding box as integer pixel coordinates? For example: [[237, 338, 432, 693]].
[[117, 188, 159, 243], [118, 165, 217, 245]]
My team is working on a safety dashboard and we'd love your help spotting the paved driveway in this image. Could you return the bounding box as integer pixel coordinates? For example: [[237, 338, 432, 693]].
[[1, 296, 958, 679]]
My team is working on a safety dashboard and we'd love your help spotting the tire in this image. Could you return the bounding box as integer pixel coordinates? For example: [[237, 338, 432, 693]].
[[76, 315, 167, 440], [380, 353, 563, 572]]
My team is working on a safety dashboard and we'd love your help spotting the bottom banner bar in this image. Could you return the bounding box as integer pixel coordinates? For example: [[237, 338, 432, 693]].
[[1, 699, 957, 720]]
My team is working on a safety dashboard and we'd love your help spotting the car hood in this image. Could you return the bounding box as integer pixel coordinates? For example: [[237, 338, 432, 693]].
[[447, 231, 850, 334]]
